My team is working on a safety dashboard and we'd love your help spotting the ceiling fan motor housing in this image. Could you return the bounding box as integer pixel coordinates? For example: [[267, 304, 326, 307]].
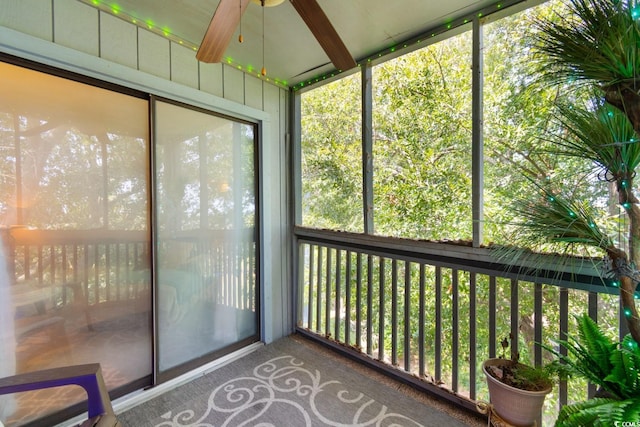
[[250, 0, 285, 6]]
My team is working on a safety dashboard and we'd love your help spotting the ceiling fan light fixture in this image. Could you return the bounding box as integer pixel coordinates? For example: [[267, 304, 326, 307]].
[[250, 0, 284, 6]]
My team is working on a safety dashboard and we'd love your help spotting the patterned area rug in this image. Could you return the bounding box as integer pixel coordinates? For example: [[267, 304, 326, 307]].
[[118, 336, 471, 427]]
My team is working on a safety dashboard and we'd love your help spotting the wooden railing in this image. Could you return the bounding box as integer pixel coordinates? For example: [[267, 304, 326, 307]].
[[293, 227, 621, 423], [3, 228, 150, 314], [2, 227, 256, 318]]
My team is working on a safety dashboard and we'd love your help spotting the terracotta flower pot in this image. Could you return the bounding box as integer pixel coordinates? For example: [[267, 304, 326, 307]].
[[482, 358, 552, 427]]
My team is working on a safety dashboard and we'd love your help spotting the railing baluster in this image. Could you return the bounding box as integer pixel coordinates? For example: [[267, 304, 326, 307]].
[[335, 249, 342, 342], [325, 247, 332, 337], [50, 244, 55, 290], [378, 257, 386, 362], [105, 243, 111, 300], [419, 263, 426, 378], [115, 244, 121, 300], [38, 245, 43, 284], [391, 258, 398, 366], [345, 250, 352, 346], [534, 283, 543, 367], [24, 246, 31, 280], [356, 252, 363, 350], [469, 272, 476, 400], [307, 244, 314, 330], [404, 261, 411, 372], [62, 245, 69, 305], [489, 275, 496, 358], [510, 278, 519, 359], [452, 269, 459, 393], [366, 254, 373, 356], [435, 266, 442, 382], [559, 287, 569, 407], [94, 244, 100, 304], [316, 246, 323, 334], [84, 244, 90, 305]]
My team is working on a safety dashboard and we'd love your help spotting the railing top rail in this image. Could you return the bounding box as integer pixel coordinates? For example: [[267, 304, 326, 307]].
[[294, 226, 615, 295]]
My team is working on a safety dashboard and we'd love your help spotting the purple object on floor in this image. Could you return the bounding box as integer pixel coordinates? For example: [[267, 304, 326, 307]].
[[0, 363, 116, 422]]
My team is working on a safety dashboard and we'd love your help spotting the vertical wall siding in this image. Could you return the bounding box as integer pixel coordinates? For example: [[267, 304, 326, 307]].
[[0, 0, 292, 341], [0, 0, 53, 41], [0, 0, 288, 115]]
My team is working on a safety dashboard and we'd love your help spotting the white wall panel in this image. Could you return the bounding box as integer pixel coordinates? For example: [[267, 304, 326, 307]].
[[170, 42, 198, 89], [222, 65, 244, 104], [244, 74, 263, 110], [53, 0, 98, 56], [100, 13, 137, 69], [138, 29, 170, 80], [0, 0, 52, 41], [199, 62, 224, 97]]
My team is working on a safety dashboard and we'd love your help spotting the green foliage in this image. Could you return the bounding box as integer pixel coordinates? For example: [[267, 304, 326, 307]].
[[549, 103, 640, 178], [534, 0, 640, 87], [512, 183, 612, 250], [555, 396, 640, 427], [544, 314, 640, 426]]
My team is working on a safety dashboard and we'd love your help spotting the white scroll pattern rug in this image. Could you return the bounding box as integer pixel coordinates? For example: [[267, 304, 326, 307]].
[[156, 354, 424, 427], [119, 337, 471, 427]]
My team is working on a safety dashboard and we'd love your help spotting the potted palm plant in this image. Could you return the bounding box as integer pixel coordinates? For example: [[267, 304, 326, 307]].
[[520, 0, 640, 342]]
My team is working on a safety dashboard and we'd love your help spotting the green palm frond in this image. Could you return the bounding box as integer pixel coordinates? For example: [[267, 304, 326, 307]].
[[512, 182, 612, 251], [556, 396, 640, 427], [548, 103, 640, 179], [535, 0, 640, 87]]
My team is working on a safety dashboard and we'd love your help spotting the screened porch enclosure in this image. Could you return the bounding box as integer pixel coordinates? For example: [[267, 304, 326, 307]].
[[0, 0, 634, 425]]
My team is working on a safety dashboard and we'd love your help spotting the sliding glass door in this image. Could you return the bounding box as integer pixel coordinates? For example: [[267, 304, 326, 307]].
[[0, 60, 152, 425], [153, 99, 259, 376], [0, 59, 261, 424]]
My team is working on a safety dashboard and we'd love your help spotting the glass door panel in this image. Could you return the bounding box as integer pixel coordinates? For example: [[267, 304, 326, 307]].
[[153, 99, 259, 374], [0, 60, 151, 426]]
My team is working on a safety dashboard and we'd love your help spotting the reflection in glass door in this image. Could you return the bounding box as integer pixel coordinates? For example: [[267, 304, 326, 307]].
[[153, 99, 259, 376], [0, 60, 151, 425]]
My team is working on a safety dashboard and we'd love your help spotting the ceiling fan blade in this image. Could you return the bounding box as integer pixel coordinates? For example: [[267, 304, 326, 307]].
[[290, 0, 357, 72], [197, 0, 252, 63]]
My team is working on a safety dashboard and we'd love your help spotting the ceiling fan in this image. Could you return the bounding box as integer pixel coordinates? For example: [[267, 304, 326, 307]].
[[196, 0, 357, 72]]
